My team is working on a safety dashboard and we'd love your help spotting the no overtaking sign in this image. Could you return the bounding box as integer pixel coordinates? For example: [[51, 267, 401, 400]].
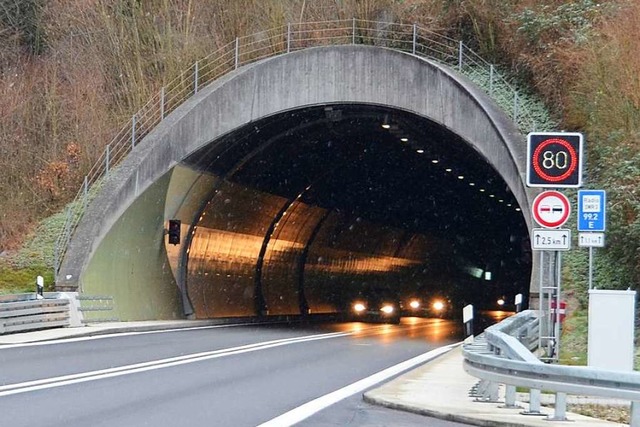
[[532, 190, 571, 228]]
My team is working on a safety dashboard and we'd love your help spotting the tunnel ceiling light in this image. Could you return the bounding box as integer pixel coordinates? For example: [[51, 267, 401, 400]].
[[401, 137, 409, 142], [499, 199, 504, 203], [469, 182, 475, 186], [457, 175, 464, 180], [381, 123, 391, 129], [416, 149, 424, 154], [431, 159, 439, 164], [489, 194, 495, 198], [445, 168, 452, 172], [515, 207, 522, 212], [507, 203, 512, 207], [479, 188, 485, 192]]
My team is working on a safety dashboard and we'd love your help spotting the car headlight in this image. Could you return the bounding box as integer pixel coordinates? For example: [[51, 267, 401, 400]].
[[432, 300, 445, 312], [353, 302, 366, 313], [380, 304, 394, 314], [409, 300, 421, 309]]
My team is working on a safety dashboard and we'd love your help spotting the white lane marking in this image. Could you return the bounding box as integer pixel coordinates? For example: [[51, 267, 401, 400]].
[[0, 331, 352, 397], [0, 323, 257, 349], [257, 343, 460, 427]]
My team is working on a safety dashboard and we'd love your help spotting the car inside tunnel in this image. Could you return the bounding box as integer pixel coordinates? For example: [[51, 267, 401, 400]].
[[171, 104, 531, 319]]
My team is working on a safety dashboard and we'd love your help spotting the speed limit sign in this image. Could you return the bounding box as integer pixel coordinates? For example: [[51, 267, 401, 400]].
[[526, 132, 583, 188]]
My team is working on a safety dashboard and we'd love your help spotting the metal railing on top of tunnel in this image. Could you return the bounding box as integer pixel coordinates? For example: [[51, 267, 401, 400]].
[[53, 18, 553, 275]]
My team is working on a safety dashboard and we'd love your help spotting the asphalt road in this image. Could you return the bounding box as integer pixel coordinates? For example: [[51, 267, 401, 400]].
[[0, 317, 470, 427]]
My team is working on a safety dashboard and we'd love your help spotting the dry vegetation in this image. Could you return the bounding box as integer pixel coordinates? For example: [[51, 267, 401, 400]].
[[0, 0, 638, 289]]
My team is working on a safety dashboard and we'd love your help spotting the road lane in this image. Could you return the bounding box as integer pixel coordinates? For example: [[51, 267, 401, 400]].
[[0, 317, 464, 427]]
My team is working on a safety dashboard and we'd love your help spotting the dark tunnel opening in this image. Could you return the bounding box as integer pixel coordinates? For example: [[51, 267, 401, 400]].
[[178, 104, 531, 319]]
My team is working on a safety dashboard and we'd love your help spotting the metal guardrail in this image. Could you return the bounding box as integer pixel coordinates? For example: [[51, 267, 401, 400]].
[[53, 18, 554, 275], [463, 310, 640, 425], [0, 294, 71, 334]]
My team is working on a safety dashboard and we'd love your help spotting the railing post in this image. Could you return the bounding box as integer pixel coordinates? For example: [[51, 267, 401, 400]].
[[194, 61, 199, 94], [352, 18, 356, 44], [513, 91, 519, 123], [287, 23, 291, 53], [235, 37, 239, 69], [131, 114, 136, 149], [105, 144, 110, 176], [83, 175, 89, 212], [458, 41, 463, 71], [160, 87, 165, 120], [489, 64, 494, 96], [412, 24, 417, 55]]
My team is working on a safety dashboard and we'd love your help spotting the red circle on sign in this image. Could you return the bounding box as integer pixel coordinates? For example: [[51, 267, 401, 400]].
[[532, 190, 571, 228], [532, 138, 578, 183]]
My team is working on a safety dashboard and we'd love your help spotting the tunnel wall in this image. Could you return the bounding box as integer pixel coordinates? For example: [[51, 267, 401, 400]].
[[58, 45, 534, 319]]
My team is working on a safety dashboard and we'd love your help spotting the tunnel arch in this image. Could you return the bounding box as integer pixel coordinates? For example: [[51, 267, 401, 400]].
[[58, 45, 536, 320]]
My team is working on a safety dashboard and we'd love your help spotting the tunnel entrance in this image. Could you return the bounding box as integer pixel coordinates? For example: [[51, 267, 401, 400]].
[[178, 105, 531, 318]]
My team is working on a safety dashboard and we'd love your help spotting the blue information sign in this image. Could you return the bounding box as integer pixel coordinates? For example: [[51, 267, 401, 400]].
[[578, 190, 606, 232]]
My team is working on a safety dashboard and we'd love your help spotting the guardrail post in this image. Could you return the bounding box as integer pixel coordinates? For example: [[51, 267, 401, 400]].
[[194, 61, 199, 94], [412, 24, 417, 55], [631, 401, 640, 427], [503, 385, 517, 408], [513, 92, 519, 123], [234, 37, 239, 69], [458, 41, 463, 71], [521, 388, 544, 416], [287, 23, 291, 53], [548, 392, 567, 421], [160, 87, 165, 120]]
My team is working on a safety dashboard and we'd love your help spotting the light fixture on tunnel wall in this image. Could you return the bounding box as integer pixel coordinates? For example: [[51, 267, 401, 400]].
[[381, 114, 390, 129], [168, 219, 181, 245], [416, 149, 424, 154], [401, 137, 409, 142]]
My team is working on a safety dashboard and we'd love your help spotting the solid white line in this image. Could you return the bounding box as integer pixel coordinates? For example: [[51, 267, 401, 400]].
[[0, 323, 253, 349], [256, 343, 460, 427], [0, 331, 352, 397]]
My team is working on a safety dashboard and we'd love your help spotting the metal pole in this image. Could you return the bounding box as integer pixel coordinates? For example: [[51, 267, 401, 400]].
[[160, 87, 165, 120], [131, 114, 136, 149], [458, 41, 463, 71], [235, 37, 239, 69], [105, 144, 110, 175], [554, 251, 562, 361], [83, 175, 89, 211], [287, 23, 291, 53], [489, 65, 494, 96], [513, 92, 519, 122], [412, 24, 417, 55], [538, 250, 545, 352], [194, 61, 199, 94], [352, 18, 356, 45], [588, 246, 594, 289]]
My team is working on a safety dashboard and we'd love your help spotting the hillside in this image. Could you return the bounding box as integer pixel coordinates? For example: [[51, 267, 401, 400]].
[[0, 0, 638, 299]]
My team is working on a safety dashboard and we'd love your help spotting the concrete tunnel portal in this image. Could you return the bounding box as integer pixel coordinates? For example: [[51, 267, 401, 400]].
[[58, 46, 533, 321]]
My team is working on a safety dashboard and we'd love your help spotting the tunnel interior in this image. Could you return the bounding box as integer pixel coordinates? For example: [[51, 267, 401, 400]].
[[176, 104, 531, 319]]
